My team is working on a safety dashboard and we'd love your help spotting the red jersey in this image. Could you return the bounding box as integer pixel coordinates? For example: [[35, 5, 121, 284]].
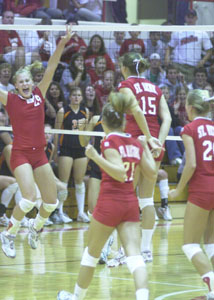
[[0, 30, 23, 54], [181, 117, 214, 193], [6, 87, 46, 150], [98, 132, 143, 202], [119, 39, 145, 57], [84, 53, 115, 72], [118, 76, 162, 137]]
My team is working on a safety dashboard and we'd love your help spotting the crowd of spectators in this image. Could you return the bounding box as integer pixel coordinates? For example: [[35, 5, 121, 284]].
[[0, 7, 214, 222]]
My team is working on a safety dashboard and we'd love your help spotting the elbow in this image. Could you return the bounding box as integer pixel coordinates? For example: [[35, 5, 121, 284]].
[[189, 163, 196, 172], [118, 169, 126, 183]]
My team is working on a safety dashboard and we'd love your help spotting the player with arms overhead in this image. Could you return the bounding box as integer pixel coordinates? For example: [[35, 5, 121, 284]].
[[57, 94, 156, 300], [169, 89, 214, 299], [0, 26, 73, 259]]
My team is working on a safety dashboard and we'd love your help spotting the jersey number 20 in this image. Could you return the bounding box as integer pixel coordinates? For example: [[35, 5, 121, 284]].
[[203, 140, 214, 161]]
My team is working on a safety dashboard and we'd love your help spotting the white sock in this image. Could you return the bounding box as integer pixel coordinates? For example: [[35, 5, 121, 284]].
[[7, 215, 21, 235], [202, 271, 214, 292], [73, 283, 87, 300], [136, 288, 149, 300], [1, 183, 18, 207], [75, 183, 85, 215], [57, 201, 64, 214], [34, 213, 47, 231], [158, 179, 169, 199], [141, 229, 154, 252]]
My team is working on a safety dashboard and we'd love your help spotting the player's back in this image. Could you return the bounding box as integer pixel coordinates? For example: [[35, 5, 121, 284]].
[[182, 117, 214, 193], [118, 76, 162, 137], [100, 132, 143, 201]]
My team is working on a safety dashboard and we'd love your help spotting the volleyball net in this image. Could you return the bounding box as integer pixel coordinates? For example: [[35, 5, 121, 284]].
[[0, 22, 214, 142]]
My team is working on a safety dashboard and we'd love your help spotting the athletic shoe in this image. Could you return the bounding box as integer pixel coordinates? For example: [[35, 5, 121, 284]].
[[158, 206, 172, 221], [99, 235, 114, 264], [20, 216, 29, 228], [142, 250, 153, 263], [57, 290, 74, 300], [77, 212, 90, 223], [0, 231, 16, 258], [44, 218, 53, 226], [207, 291, 214, 299], [99, 250, 108, 264], [58, 212, 73, 224], [49, 209, 63, 225], [107, 247, 126, 268], [28, 219, 39, 250], [0, 214, 10, 227]]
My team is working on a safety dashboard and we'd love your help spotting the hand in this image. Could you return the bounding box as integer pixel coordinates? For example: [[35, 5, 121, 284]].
[[61, 25, 74, 45], [78, 118, 87, 130], [168, 189, 180, 200], [85, 144, 98, 160], [148, 136, 164, 157]]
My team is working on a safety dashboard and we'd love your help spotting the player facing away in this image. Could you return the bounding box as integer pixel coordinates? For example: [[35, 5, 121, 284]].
[[57, 96, 157, 300], [169, 89, 214, 299], [0, 26, 73, 258], [115, 52, 171, 262]]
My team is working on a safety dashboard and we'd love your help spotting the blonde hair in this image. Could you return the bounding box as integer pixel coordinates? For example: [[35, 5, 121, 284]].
[[187, 89, 213, 115], [109, 92, 132, 114], [13, 61, 43, 84], [119, 52, 149, 75]]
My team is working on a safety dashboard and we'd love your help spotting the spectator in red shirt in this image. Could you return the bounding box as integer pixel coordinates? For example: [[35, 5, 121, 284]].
[[4, 0, 63, 19], [119, 30, 145, 57], [84, 34, 115, 72], [0, 11, 40, 70], [57, 31, 87, 66], [95, 70, 115, 110], [88, 56, 107, 87]]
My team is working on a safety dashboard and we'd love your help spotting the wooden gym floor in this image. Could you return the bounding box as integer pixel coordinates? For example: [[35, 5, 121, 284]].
[[0, 218, 208, 300]]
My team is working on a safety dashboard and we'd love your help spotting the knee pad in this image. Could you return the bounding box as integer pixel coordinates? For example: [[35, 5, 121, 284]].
[[81, 247, 99, 267], [138, 197, 154, 210], [182, 244, 202, 261], [43, 199, 59, 213], [204, 244, 214, 260], [75, 182, 85, 194], [19, 197, 36, 213], [57, 189, 68, 202], [126, 255, 145, 274]]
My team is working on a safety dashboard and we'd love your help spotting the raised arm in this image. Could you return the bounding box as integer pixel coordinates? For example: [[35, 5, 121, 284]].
[[38, 25, 73, 97]]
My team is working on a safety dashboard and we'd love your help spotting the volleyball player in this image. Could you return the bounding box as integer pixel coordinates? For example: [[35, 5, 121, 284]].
[[0, 26, 73, 258], [169, 89, 214, 299], [57, 95, 156, 300], [54, 87, 90, 223], [112, 52, 171, 262]]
